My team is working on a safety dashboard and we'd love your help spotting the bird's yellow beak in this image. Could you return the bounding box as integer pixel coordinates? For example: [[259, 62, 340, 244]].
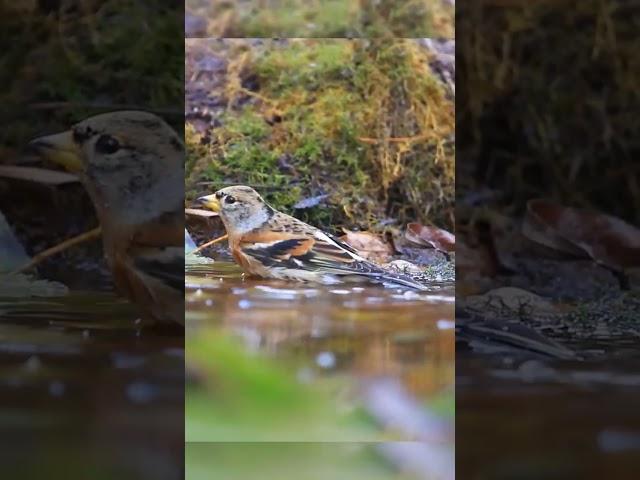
[[197, 194, 221, 213], [28, 131, 84, 173]]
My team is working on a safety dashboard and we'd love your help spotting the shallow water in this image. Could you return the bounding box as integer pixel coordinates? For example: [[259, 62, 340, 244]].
[[457, 327, 640, 479], [0, 292, 184, 480], [186, 262, 455, 399]]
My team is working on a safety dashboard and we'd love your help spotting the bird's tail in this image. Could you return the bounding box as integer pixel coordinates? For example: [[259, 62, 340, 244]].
[[335, 268, 429, 291], [375, 270, 430, 291]]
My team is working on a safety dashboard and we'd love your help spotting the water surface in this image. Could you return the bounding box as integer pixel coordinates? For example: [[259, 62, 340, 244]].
[[0, 292, 184, 479], [186, 262, 454, 399]]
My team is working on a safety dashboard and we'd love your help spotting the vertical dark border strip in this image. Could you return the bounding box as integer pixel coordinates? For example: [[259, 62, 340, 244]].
[[456, 1, 640, 478], [0, 2, 185, 479]]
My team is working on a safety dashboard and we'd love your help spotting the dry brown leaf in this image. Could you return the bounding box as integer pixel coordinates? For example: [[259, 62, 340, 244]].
[[340, 229, 393, 264], [456, 239, 498, 295], [523, 199, 640, 272], [405, 222, 455, 253]]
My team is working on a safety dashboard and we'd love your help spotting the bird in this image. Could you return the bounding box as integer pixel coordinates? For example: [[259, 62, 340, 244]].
[[197, 186, 428, 290], [29, 110, 184, 326]]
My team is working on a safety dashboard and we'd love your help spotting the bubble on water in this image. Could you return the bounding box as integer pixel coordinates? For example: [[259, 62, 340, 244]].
[[126, 382, 157, 404], [365, 297, 385, 304], [163, 348, 184, 357], [425, 295, 455, 303], [111, 352, 146, 369], [205, 299, 213, 307], [49, 381, 65, 397], [316, 351, 336, 369], [254, 285, 298, 300], [437, 319, 455, 330], [238, 299, 252, 309], [598, 430, 640, 453], [402, 290, 421, 300]]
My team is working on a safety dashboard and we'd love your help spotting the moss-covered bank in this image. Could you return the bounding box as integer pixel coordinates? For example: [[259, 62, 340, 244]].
[[186, 39, 455, 234], [186, 0, 454, 38]]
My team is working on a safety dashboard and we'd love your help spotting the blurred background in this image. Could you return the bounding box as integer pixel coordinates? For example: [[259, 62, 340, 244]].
[[0, 2, 184, 479], [456, 1, 640, 478], [185, 0, 454, 38]]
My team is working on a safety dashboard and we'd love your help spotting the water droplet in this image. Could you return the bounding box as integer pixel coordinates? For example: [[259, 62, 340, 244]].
[[49, 381, 65, 397], [316, 351, 336, 369], [111, 352, 146, 369], [437, 319, 455, 330], [126, 382, 157, 404]]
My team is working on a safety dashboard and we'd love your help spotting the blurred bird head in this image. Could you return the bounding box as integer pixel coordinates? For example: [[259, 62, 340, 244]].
[[198, 186, 274, 234], [30, 111, 184, 225]]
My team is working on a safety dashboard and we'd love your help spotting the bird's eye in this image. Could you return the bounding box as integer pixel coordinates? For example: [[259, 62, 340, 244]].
[[225, 195, 236, 205], [95, 134, 121, 154]]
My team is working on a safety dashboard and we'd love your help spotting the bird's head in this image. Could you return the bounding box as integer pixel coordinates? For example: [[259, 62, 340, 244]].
[[29, 111, 184, 224], [198, 186, 274, 234]]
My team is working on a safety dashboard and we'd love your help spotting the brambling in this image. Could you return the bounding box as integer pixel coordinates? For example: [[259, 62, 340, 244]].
[[197, 186, 428, 290], [29, 111, 184, 326]]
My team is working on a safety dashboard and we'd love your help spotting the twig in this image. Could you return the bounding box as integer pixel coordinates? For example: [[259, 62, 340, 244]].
[[192, 234, 228, 254], [10, 227, 102, 274]]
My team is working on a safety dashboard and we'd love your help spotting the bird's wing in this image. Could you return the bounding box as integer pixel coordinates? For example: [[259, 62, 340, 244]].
[[131, 246, 185, 292], [127, 208, 184, 291], [238, 227, 427, 290], [238, 228, 360, 269]]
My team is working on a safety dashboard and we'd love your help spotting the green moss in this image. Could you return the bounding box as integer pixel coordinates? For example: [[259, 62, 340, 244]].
[[188, 0, 454, 38], [186, 39, 454, 232], [0, 2, 183, 152], [242, 0, 357, 38], [457, 2, 640, 224]]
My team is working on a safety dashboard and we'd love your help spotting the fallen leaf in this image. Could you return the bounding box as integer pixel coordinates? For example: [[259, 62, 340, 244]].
[[0, 212, 30, 272], [293, 194, 329, 209], [340, 229, 393, 264], [523, 199, 640, 272], [522, 200, 586, 257], [406, 223, 455, 253], [455, 239, 497, 295], [185, 229, 198, 252]]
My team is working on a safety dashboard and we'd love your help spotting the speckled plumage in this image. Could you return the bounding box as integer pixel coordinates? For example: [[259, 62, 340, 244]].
[[30, 111, 184, 326], [198, 186, 427, 290]]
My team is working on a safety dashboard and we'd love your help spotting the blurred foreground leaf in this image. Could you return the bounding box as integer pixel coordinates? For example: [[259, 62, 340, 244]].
[[186, 443, 402, 480], [186, 332, 381, 442]]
